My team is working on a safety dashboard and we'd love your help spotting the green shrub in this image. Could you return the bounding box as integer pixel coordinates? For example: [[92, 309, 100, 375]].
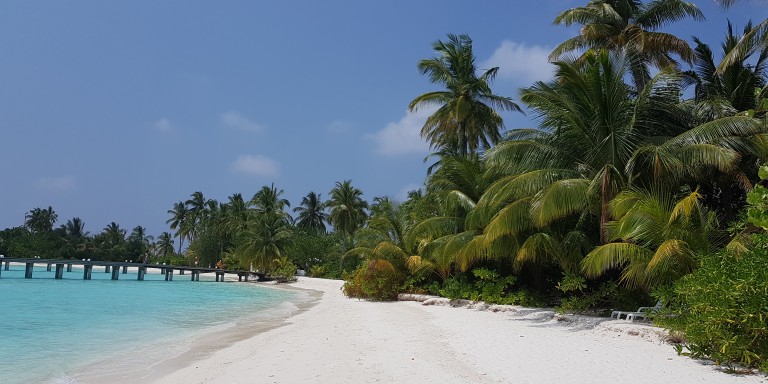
[[657, 238, 768, 372], [271, 257, 298, 283], [437, 268, 521, 304], [342, 259, 404, 301]]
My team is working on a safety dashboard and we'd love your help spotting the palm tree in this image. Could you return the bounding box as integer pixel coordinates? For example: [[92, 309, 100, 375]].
[[24, 206, 58, 233], [408, 34, 522, 155], [581, 187, 725, 289], [327, 180, 369, 236], [185, 191, 211, 241], [166, 201, 189, 254], [293, 191, 329, 234], [716, 1, 768, 72], [251, 184, 292, 221], [237, 214, 293, 273], [551, 0, 704, 90], [688, 21, 767, 113], [156, 232, 175, 258], [62, 217, 86, 239], [455, 51, 764, 278]]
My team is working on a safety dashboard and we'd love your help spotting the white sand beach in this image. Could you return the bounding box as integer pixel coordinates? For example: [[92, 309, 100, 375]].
[[152, 277, 765, 384]]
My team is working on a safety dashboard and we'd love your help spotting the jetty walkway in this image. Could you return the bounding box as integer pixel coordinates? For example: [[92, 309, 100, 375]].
[[0, 257, 265, 282]]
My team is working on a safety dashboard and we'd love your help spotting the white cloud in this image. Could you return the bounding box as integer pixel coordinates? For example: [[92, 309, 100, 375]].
[[231, 154, 279, 177], [35, 176, 75, 191], [154, 118, 173, 132], [481, 41, 554, 84], [221, 111, 265, 133], [366, 108, 433, 156]]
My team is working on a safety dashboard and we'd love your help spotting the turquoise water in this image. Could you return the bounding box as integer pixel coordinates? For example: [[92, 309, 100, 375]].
[[0, 264, 303, 384]]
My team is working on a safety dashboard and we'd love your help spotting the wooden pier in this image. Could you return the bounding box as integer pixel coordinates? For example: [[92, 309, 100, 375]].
[[0, 258, 263, 282]]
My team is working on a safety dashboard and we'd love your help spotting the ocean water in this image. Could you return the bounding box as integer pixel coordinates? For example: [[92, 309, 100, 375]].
[[0, 264, 306, 384]]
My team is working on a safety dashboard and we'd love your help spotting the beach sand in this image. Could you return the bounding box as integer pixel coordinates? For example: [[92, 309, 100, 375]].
[[152, 277, 765, 384]]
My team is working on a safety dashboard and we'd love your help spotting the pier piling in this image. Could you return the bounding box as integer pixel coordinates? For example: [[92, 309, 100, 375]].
[[4, 261, 8, 270], [55, 264, 64, 279], [25, 262, 34, 279], [83, 264, 92, 280], [165, 269, 174, 281], [122, 265, 128, 274], [111, 267, 120, 280], [105, 265, 111, 273], [46, 263, 52, 272], [66, 263, 72, 272], [138, 266, 146, 281]]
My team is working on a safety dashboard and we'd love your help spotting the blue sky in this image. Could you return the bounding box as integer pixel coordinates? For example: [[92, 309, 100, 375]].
[[0, 1, 764, 236]]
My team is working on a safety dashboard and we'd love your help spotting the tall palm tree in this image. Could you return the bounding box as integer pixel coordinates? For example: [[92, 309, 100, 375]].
[[251, 184, 292, 221], [166, 201, 189, 254], [24, 206, 58, 233], [327, 180, 369, 236], [223, 193, 251, 234], [408, 34, 522, 155], [293, 191, 329, 234], [551, 0, 704, 90], [185, 191, 211, 241]]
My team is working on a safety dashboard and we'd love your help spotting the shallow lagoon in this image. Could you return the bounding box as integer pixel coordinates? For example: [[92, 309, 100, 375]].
[[0, 265, 302, 383]]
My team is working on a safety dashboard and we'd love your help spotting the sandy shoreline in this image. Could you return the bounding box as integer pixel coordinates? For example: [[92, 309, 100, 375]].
[[144, 277, 764, 384]]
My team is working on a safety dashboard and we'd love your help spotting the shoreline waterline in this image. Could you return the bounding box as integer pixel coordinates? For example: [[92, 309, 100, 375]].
[[73, 282, 322, 384]]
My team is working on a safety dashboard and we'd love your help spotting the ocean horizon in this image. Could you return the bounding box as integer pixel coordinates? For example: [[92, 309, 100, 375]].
[[0, 264, 307, 384]]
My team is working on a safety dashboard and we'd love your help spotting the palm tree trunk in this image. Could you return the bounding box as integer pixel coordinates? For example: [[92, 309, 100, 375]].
[[600, 166, 610, 244]]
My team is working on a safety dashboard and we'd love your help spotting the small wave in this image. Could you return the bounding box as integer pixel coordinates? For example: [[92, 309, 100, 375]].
[[50, 375, 80, 384]]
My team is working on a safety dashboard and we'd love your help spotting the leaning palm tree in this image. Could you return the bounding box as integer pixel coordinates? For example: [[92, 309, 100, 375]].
[[293, 191, 329, 234], [327, 180, 369, 236], [409, 34, 522, 155], [551, 0, 704, 90]]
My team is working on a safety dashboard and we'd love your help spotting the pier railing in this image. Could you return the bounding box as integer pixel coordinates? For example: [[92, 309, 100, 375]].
[[0, 257, 264, 282]]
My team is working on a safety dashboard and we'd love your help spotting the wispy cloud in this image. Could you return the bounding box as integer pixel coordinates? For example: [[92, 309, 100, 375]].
[[366, 108, 433, 156], [482, 41, 554, 85], [154, 118, 174, 132], [231, 154, 279, 177], [221, 111, 265, 133], [35, 176, 75, 191]]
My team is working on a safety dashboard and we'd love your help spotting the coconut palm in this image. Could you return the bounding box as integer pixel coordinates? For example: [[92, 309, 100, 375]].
[[251, 184, 292, 221], [327, 180, 369, 236], [62, 217, 86, 239], [581, 187, 725, 289], [408, 34, 522, 155], [551, 0, 704, 90], [688, 21, 768, 113], [24, 206, 58, 233], [156, 232, 175, 258], [459, 51, 764, 277], [185, 191, 213, 241], [166, 201, 190, 254], [237, 214, 292, 274], [716, 1, 768, 72], [293, 191, 328, 234]]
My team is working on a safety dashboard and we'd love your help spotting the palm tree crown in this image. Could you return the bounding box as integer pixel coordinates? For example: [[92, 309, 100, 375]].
[[293, 191, 329, 234], [409, 33, 522, 155]]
